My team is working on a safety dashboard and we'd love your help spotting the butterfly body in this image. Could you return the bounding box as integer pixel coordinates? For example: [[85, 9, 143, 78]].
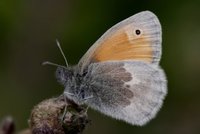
[[56, 66, 91, 104], [53, 11, 167, 126]]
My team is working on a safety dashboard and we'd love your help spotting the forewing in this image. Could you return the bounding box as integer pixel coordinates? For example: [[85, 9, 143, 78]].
[[85, 61, 167, 126], [78, 11, 162, 73]]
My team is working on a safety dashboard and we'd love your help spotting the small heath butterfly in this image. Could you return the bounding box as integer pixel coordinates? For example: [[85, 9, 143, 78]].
[[43, 11, 167, 126]]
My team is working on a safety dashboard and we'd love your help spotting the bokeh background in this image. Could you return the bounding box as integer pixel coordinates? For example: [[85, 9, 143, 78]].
[[0, 0, 200, 134]]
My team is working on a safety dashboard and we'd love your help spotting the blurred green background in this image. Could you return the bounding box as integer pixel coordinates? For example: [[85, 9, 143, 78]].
[[0, 0, 200, 134]]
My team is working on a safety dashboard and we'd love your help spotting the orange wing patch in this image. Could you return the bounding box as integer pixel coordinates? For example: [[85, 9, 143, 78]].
[[92, 25, 153, 63]]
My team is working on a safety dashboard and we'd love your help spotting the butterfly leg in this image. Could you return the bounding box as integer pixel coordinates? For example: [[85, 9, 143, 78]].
[[83, 95, 94, 101], [61, 92, 75, 121], [61, 94, 68, 121], [64, 91, 75, 96], [82, 95, 94, 105], [82, 95, 93, 114]]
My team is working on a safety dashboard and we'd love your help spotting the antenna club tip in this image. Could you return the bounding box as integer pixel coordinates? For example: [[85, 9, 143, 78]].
[[56, 39, 60, 46], [42, 61, 49, 66]]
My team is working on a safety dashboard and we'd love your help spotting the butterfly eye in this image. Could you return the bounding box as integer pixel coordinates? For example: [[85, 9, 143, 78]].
[[57, 70, 61, 74], [135, 29, 141, 36]]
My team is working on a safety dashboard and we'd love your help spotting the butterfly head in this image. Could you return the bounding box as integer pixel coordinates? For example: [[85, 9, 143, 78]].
[[55, 67, 73, 86]]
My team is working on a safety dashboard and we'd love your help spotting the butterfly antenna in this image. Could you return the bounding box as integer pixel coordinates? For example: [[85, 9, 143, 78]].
[[42, 61, 67, 69], [56, 39, 69, 67]]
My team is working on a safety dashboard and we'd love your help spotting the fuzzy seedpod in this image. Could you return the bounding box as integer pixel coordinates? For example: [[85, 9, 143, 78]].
[[29, 96, 90, 134]]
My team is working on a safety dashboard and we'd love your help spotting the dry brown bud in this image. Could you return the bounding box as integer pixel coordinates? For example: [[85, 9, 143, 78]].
[[29, 96, 90, 134]]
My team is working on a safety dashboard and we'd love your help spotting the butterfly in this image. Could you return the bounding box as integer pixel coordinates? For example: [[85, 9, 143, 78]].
[[43, 11, 167, 126]]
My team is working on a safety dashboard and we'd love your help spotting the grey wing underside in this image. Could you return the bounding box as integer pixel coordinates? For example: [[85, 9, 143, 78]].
[[85, 61, 167, 126]]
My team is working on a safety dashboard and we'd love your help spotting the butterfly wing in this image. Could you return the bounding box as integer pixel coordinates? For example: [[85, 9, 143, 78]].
[[75, 11, 167, 125], [85, 61, 167, 126], [78, 11, 162, 73]]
